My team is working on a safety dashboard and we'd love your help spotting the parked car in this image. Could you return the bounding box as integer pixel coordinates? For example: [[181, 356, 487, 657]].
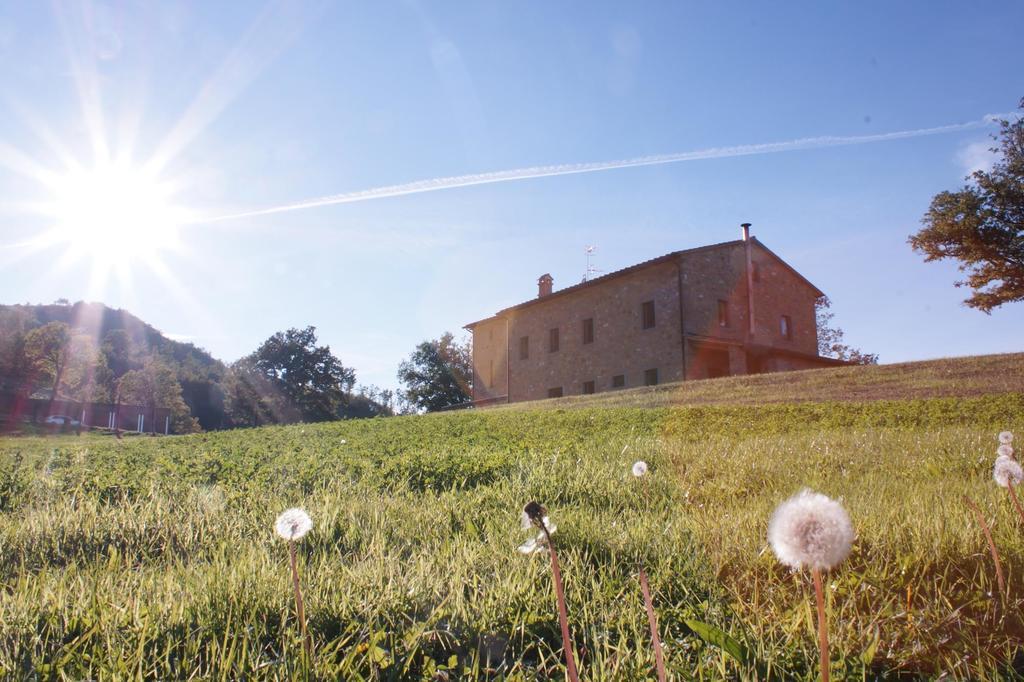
[[44, 415, 81, 427]]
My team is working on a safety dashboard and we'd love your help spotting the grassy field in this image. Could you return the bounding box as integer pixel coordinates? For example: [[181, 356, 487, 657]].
[[1, 360, 1024, 679], [506, 352, 1024, 410]]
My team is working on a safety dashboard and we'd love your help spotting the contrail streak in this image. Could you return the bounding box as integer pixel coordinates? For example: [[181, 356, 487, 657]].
[[200, 113, 1010, 223]]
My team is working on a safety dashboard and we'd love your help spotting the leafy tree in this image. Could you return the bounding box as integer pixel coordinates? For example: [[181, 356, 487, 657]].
[[118, 358, 196, 434], [223, 357, 278, 427], [0, 308, 34, 394], [397, 332, 472, 412], [815, 297, 878, 365], [25, 322, 72, 414], [246, 326, 355, 423], [101, 329, 139, 378], [62, 334, 104, 403], [909, 99, 1024, 312], [344, 384, 396, 418]]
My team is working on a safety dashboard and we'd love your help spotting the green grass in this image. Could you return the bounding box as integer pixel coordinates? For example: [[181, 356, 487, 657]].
[[501, 352, 1024, 410], [1, 390, 1023, 679]]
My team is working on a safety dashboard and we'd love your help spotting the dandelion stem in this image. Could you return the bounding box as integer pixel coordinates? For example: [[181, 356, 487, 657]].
[[963, 495, 1006, 601], [288, 539, 312, 661], [812, 567, 829, 682], [638, 566, 667, 682], [540, 522, 579, 682], [1007, 484, 1024, 528]]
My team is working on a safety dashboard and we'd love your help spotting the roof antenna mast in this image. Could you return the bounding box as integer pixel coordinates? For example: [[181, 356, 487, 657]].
[[584, 245, 602, 282]]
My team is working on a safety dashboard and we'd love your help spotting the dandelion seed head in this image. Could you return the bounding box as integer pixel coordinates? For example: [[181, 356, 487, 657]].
[[999, 431, 1014, 445], [518, 536, 548, 555], [997, 444, 1015, 459], [993, 456, 1024, 488], [768, 489, 854, 571], [522, 501, 547, 528], [274, 508, 313, 541], [518, 503, 555, 555], [632, 460, 648, 477]]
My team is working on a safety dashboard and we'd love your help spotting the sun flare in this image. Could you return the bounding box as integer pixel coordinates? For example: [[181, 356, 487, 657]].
[[44, 160, 186, 270]]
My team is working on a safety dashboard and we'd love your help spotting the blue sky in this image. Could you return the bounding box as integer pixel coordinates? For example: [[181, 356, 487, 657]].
[[1, 1, 1022, 393]]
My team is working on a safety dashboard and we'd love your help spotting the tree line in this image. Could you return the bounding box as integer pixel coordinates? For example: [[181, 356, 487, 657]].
[[0, 303, 430, 433]]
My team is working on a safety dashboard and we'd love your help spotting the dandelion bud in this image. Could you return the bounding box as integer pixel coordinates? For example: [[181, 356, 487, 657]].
[[997, 444, 1015, 459], [999, 431, 1014, 445], [993, 456, 1024, 488], [632, 461, 649, 477], [275, 508, 313, 541], [768, 489, 854, 571]]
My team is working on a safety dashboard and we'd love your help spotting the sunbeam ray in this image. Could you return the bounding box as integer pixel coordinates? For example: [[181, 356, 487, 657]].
[[145, 0, 324, 175]]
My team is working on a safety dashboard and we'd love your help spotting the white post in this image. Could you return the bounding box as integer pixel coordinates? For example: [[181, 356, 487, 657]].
[[81, 408, 86, 426], [165, 415, 169, 435]]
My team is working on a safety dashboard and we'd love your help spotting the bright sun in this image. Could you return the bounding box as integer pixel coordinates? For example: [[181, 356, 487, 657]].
[[45, 160, 186, 271]]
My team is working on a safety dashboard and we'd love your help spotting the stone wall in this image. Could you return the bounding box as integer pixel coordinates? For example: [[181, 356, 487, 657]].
[[494, 260, 684, 402]]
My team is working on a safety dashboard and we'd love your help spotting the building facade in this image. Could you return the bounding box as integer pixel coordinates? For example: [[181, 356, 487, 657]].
[[464, 227, 845, 405], [0, 392, 172, 433]]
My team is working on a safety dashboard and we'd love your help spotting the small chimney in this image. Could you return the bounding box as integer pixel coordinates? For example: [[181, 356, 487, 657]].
[[741, 222, 752, 241], [538, 273, 553, 298]]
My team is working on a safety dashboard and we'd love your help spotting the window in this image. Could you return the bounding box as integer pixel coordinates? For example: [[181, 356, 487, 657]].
[[547, 387, 563, 398], [519, 336, 529, 360], [582, 380, 595, 395], [612, 374, 625, 388], [582, 317, 594, 344], [717, 300, 729, 327], [549, 327, 560, 352], [644, 368, 659, 386], [780, 315, 792, 340], [641, 300, 656, 329], [751, 262, 761, 282]]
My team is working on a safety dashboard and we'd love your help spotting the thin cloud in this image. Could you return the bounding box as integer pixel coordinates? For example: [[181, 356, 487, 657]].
[[199, 113, 1013, 224], [958, 140, 999, 176]]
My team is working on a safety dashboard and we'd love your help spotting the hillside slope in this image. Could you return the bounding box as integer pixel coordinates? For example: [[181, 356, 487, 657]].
[[0, 301, 226, 428], [498, 352, 1024, 410]]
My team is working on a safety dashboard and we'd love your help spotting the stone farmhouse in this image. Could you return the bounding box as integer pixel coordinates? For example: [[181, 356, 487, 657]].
[[464, 225, 845, 405]]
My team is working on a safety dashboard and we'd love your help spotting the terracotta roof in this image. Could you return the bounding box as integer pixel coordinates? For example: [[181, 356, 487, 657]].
[[464, 237, 824, 328]]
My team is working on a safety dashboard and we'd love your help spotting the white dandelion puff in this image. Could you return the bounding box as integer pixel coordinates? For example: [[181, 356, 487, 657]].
[[518, 536, 549, 555], [993, 456, 1024, 488], [999, 431, 1014, 445], [518, 501, 556, 555], [275, 508, 313, 541], [632, 461, 649, 477], [768, 489, 854, 571], [997, 444, 1015, 459]]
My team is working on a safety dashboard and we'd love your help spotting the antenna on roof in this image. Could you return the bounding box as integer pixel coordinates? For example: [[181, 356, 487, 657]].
[[583, 245, 602, 282]]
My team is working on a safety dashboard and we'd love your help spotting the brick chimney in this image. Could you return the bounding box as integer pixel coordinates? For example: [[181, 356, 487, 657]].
[[538, 273, 553, 298]]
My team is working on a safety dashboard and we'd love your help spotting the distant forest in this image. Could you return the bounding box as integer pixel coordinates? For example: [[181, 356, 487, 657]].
[[0, 301, 394, 432]]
